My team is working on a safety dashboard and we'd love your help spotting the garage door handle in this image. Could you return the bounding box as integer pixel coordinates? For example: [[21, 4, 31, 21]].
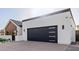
[[49, 40, 55, 41], [49, 36, 55, 38], [49, 31, 55, 33], [48, 27, 56, 29]]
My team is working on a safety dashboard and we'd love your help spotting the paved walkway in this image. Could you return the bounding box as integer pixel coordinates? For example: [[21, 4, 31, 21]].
[[0, 41, 79, 51]]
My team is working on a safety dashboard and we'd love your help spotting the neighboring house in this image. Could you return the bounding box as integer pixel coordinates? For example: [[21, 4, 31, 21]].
[[22, 8, 76, 45], [76, 25, 79, 30], [4, 19, 22, 35], [0, 29, 5, 35]]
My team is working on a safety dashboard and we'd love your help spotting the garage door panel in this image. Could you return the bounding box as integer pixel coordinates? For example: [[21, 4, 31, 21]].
[[27, 26, 57, 43]]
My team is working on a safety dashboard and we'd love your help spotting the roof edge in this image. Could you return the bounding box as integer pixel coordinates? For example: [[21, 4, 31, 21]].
[[10, 19, 22, 27], [22, 8, 71, 22]]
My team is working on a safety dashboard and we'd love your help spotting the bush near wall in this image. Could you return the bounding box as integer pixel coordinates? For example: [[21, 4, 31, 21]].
[[0, 38, 8, 42]]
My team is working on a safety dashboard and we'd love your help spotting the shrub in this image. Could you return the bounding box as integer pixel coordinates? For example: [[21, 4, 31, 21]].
[[0, 38, 8, 42]]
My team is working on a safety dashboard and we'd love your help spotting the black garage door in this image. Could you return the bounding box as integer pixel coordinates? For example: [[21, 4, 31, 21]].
[[27, 26, 58, 43]]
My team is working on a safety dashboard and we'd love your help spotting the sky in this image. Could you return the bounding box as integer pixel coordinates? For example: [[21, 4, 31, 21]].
[[0, 8, 31, 29], [0, 8, 79, 30]]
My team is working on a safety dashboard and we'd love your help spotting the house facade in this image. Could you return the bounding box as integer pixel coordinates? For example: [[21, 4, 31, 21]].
[[22, 8, 76, 45], [4, 19, 22, 35], [0, 29, 5, 35]]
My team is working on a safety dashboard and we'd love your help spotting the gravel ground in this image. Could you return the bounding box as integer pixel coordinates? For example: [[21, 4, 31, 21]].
[[0, 41, 79, 51]]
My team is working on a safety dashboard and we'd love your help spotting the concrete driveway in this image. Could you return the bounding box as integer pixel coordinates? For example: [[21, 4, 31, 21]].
[[0, 41, 79, 51]]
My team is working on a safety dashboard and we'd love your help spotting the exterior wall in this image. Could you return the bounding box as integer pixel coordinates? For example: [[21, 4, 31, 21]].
[[23, 11, 75, 44], [5, 21, 17, 35], [15, 35, 23, 41], [17, 26, 22, 35], [69, 18, 76, 43], [60, 12, 76, 44]]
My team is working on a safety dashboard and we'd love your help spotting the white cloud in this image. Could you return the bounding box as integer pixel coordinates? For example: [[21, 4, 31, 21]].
[[71, 8, 79, 25]]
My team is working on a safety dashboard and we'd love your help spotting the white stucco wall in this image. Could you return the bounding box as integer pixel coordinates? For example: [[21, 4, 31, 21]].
[[58, 12, 76, 44], [22, 11, 75, 45], [15, 35, 23, 41], [17, 26, 22, 35]]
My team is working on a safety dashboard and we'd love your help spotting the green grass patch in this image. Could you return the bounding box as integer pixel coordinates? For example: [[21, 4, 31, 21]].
[[0, 38, 8, 43]]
